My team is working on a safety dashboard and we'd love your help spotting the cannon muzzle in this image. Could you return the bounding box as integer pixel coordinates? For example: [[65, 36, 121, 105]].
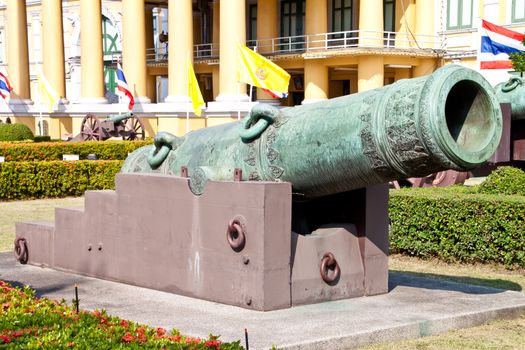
[[122, 65, 502, 198]]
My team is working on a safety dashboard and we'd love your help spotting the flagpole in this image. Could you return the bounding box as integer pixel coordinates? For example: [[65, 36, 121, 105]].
[[248, 47, 257, 103], [186, 52, 191, 133], [38, 67, 44, 136], [237, 82, 241, 120]]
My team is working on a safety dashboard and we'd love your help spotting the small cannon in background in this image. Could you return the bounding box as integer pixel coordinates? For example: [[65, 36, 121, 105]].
[[70, 112, 145, 141], [16, 65, 503, 310]]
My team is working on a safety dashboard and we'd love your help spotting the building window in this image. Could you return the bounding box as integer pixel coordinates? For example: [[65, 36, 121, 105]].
[[102, 16, 119, 95], [512, 0, 525, 23], [384, 0, 395, 32], [280, 0, 305, 37], [102, 16, 119, 56], [447, 0, 473, 30], [249, 4, 257, 42], [332, 0, 353, 32]]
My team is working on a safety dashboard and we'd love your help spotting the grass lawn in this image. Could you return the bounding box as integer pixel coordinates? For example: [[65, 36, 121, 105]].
[[1, 197, 524, 349], [0, 197, 84, 252], [358, 255, 525, 350]]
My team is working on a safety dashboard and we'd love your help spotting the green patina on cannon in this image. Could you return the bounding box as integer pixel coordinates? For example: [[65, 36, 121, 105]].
[[121, 65, 502, 198], [71, 112, 145, 141], [495, 76, 525, 120]]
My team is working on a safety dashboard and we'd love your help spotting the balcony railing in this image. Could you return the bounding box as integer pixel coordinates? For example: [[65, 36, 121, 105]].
[[143, 29, 445, 63]]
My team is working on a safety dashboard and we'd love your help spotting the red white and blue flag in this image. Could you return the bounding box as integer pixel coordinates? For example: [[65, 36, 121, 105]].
[[262, 89, 288, 99], [479, 20, 525, 69], [116, 62, 135, 111], [0, 72, 13, 100]]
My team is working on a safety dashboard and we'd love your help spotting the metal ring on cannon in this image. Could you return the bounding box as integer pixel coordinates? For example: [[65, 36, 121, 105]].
[[239, 104, 277, 142], [320, 252, 340, 284], [501, 77, 522, 93], [227, 215, 246, 251], [148, 131, 182, 169], [14, 237, 28, 264]]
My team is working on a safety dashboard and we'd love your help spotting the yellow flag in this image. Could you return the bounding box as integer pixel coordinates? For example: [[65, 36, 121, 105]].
[[237, 44, 290, 94], [37, 72, 60, 113], [188, 59, 205, 116]]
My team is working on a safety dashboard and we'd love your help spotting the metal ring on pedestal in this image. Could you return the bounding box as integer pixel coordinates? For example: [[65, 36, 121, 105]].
[[14, 237, 28, 265], [320, 252, 340, 284], [227, 215, 246, 251]]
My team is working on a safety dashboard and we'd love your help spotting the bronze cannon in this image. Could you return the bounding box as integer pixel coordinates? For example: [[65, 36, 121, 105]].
[[13, 64, 505, 311], [70, 112, 145, 141], [122, 65, 502, 198]]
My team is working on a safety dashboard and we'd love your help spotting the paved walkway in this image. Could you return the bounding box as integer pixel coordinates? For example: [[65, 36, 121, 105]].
[[1, 252, 524, 349]]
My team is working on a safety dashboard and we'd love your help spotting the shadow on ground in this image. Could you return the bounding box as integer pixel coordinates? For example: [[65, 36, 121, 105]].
[[389, 270, 522, 294]]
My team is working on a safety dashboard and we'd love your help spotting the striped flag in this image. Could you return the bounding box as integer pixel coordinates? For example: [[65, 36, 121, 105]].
[[262, 89, 288, 99], [0, 72, 13, 100], [116, 62, 135, 111], [479, 20, 525, 69]]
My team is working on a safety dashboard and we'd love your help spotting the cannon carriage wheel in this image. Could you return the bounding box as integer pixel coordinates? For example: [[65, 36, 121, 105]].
[[80, 114, 102, 141], [122, 115, 145, 140]]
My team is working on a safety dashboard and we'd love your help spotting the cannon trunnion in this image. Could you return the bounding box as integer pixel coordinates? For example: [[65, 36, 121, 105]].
[[15, 66, 502, 310]]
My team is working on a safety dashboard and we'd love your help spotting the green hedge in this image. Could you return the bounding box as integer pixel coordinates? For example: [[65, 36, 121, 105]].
[[478, 166, 525, 196], [389, 187, 525, 268], [0, 140, 151, 161], [0, 124, 34, 141], [0, 160, 122, 200]]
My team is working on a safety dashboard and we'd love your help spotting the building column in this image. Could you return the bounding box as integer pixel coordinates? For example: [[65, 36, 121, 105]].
[[359, 0, 383, 47], [303, 60, 328, 104], [395, 0, 415, 48], [305, 0, 327, 47], [212, 65, 220, 100], [211, 1, 220, 100], [79, 0, 106, 103], [145, 6, 157, 102], [5, 0, 31, 101], [415, 0, 435, 49], [212, 1, 220, 51], [122, 0, 150, 103], [257, 0, 278, 53], [165, 0, 193, 103], [358, 56, 384, 92], [256, 0, 278, 100], [215, 0, 248, 103], [42, 0, 66, 99]]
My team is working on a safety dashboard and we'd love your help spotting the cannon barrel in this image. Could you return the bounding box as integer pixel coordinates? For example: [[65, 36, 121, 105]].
[[107, 112, 133, 123], [122, 65, 502, 198], [494, 77, 525, 120]]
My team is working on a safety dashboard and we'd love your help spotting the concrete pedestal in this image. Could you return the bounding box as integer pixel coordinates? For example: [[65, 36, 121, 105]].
[[15, 173, 389, 310]]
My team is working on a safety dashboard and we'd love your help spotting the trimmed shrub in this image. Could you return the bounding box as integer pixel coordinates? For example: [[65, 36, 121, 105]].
[[33, 135, 52, 143], [0, 160, 123, 200], [389, 187, 525, 268], [0, 140, 151, 161], [0, 124, 34, 141], [478, 166, 525, 196]]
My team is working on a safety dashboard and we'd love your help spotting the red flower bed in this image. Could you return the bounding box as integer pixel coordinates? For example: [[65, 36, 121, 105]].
[[0, 280, 242, 349]]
